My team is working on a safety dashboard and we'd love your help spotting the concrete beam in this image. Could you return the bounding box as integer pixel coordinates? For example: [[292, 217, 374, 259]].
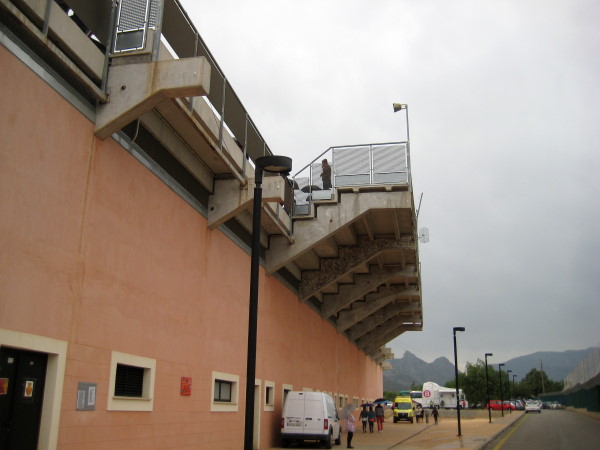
[[207, 177, 287, 229], [95, 57, 211, 139], [320, 267, 408, 319], [336, 282, 419, 331], [266, 191, 413, 273], [299, 237, 415, 300], [139, 111, 213, 192], [369, 346, 393, 362], [357, 317, 422, 351], [347, 302, 422, 341], [361, 322, 423, 354]]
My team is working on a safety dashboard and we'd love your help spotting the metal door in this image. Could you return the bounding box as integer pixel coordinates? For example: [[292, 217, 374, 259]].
[[304, 398, 324, 435], [0, 348, 47, 450]]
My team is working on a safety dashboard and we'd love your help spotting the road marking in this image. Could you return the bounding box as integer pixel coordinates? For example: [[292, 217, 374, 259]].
[[493, 414, 528, 450]]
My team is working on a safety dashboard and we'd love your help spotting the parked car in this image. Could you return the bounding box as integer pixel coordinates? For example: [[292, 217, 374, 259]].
[[525, 400, 542, 413], [487, 400, 512, 411], [514, 400, 524, 410], [281, 391, 342, 448]]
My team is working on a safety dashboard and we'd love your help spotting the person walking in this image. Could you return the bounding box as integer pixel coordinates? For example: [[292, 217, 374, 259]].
[[375, 403, 385, 432], [367, 406, 375, 433], [345, 411, 355, 449], [359, 406, 368, 433], [432, 405, 439, 424], [415, 404, 423, 423]]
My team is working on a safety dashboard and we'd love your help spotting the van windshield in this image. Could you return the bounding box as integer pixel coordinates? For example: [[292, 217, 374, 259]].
[[395, 402, 412, 409]]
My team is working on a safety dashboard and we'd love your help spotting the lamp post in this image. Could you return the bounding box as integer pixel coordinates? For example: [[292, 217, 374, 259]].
[[484, 353, 493, 423], [392, 103, 412, 191], [506, 370, 512, 414], [244, 155, 292, 450], [512, 374, 517, 410], [453, 327, 466, 437], [498, 363, 505, 418]]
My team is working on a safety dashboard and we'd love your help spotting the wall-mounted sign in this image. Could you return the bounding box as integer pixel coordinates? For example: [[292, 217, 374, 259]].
[[0, 378, 8, 395], [77, 382, 97, 411], [180, 377, 192, 396]]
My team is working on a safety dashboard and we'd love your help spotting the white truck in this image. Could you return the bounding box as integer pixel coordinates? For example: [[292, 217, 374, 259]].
[[421, 381, 468, 409]]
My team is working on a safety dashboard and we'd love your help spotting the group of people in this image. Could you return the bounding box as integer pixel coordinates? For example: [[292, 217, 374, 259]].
[[344, 403, 385, 449], [414, 403, 440, 424], [358, 403, 386, 434], [344, 403, 441, 448]]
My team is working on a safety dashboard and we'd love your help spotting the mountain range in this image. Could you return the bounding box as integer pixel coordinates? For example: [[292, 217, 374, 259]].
[[383, 347, 595, 392]]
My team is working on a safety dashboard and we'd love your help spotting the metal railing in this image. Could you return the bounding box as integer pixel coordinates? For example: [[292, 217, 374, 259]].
[[292, 142, 410, 216]]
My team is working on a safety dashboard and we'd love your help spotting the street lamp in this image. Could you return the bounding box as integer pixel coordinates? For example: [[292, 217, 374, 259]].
[[244, 155, 292, 450], [506, 370, 512, 414], [392, 103, 412, 191], [498, 363, 505, 418], [484, 353, 493, 423], [512, 374, 517, 409], [453, 327, 466, 437]]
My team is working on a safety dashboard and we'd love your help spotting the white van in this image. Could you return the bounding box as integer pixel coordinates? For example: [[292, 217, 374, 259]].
[[281, 391, 342, 448]]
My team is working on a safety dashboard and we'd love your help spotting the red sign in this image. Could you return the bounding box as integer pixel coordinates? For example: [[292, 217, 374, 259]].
[[423, 390, 431, 398], [180, 377, 192, 396]]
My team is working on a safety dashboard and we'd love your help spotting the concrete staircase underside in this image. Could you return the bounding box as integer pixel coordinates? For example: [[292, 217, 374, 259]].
[[267, 188, 423, 359]]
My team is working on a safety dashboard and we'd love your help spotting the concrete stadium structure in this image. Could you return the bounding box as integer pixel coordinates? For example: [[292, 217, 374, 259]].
[[0, 1, 423, 448]]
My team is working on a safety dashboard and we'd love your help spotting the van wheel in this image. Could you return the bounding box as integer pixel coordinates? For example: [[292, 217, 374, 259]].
[[281, 438, 289, 448], [323, 430, 333, 449], [334, 429, 341, 445], [393, 416, 398, 423]]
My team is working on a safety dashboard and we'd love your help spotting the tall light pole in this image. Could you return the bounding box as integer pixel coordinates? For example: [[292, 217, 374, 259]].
[[498, 363, 505, 418], [506, 370, 512, 414], [244, 155, 292, 450], [392, 103, 412, 191], [512, 374, 517, 409], [453, 327, 466, 436], [484, 353, 493, 423]]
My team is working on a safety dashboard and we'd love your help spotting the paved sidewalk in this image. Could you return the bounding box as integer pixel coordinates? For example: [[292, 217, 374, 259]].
[[271, 411, 522, 449]]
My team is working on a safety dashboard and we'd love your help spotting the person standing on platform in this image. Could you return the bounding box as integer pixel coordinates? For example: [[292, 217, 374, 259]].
[[321, 158, 332, 189]]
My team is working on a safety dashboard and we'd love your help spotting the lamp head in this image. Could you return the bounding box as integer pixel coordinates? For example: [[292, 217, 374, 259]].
[[393, 103, 407, 113], [255, 155, 292, 176], [499, 363, 505, 369], [507, 370, 512, 374], [485, 353, 493, 357], [453, 327, 466, 333]]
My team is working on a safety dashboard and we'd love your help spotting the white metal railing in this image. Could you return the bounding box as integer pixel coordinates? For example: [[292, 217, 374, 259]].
[[292, 142, 410, 216]]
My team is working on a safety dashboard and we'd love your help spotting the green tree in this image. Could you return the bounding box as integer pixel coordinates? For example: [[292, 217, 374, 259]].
[[519, 369, 563, 397], [383, 390, 398, 401], [445, 360, 494, 407]]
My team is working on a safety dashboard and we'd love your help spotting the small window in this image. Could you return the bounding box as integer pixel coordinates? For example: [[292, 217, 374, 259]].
[[108, 351, 155, 412], [211, 371, 239, 412], [214, 380, 232, 402], [115, 364, 144, 397]]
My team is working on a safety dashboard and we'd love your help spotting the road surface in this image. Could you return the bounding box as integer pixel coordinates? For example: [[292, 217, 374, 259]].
[[485, 409, 600, 450]]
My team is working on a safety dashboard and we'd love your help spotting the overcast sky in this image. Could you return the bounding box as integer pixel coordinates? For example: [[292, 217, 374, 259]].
[[179, 0, 600, 370]]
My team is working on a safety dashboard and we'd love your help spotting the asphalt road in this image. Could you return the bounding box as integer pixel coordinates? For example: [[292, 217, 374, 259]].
[[485, 409, 600, 450]]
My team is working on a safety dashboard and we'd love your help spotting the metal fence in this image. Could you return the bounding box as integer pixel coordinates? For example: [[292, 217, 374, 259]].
[[292, 142, 409, 216]]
